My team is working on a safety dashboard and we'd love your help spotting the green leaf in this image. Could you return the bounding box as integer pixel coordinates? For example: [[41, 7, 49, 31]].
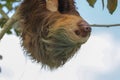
[[102, 0, 105, 9], [107, 0, 118, 14], [87, 0, 97, 7], [7, 30, 12, 34], [6, 2, 13, 10], [0, 4, 2, 8]]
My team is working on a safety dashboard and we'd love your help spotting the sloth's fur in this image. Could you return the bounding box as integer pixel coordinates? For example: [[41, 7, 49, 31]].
[[19, 0, 91, 69]]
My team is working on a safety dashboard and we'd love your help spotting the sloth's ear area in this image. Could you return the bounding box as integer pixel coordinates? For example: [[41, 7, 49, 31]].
[[58, 0, 80, 15], [46, 0, 58, 12], [46, 0, 79, 15]]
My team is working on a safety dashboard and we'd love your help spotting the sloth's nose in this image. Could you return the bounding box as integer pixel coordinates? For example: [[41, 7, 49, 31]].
[[83, 26, 91, 32], [74, 20, 91, 37]]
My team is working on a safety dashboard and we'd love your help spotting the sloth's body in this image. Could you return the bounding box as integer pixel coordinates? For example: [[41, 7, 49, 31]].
[[19, 0, 91, 69]]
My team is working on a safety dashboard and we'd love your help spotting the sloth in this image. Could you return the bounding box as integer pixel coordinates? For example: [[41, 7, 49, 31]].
[[19, 0, 91, 69]]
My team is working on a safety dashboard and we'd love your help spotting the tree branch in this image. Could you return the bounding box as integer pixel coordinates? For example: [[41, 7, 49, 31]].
[[0, 8, 9, 19], [90, 24, 120, 27], [0, 8, 20, 40]]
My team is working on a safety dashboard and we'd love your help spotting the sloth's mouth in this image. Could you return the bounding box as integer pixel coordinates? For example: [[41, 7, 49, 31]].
[[41, 27, 91, 69], [41, 29, 81, 68]]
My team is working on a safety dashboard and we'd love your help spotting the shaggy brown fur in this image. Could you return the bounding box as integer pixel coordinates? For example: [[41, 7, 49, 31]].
[[19, 0, 91, 69], [58, 0, 79, 15]]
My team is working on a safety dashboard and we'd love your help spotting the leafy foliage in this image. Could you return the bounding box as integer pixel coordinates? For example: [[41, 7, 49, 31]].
[[87, 0, 97, 7], [0, 0, 20, 12], [107, 0, 118, 14], [87, 0, 118, 14], [0, 0, 21, 35]]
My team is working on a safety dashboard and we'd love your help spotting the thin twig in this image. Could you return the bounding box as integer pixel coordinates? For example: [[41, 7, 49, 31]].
[[90, 24, 120, 27], [0, 8, 9, 19]]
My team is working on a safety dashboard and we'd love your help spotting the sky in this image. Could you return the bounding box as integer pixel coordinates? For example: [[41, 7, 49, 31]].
[[0, 0, 120, 80]]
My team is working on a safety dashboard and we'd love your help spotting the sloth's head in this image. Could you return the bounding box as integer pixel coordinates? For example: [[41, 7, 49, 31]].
[[21, 13, 91, 69], [39, 14, 91, 69], [20, 0, 92, 70]]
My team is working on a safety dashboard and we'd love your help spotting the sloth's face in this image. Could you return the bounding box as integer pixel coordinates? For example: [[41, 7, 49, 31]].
[[41, 15, 91, 69], [50, 15, 91, 44]]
